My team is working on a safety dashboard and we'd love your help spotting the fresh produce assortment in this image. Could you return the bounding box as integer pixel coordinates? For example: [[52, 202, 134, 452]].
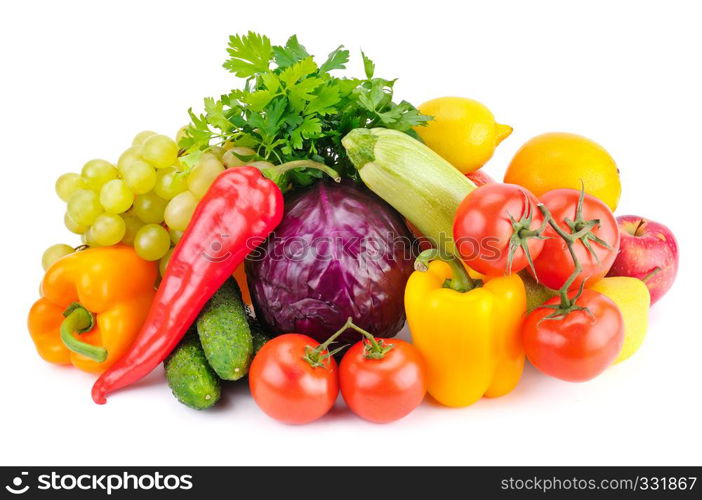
[[29, 32, 679, 424], [92, 164, 291, 404]]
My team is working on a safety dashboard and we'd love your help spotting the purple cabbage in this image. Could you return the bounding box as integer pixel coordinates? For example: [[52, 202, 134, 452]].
[[245, 180, 415, 344]]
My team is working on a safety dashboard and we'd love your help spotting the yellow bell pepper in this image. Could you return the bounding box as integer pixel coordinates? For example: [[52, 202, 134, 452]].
[[405, 250, 526, 407]]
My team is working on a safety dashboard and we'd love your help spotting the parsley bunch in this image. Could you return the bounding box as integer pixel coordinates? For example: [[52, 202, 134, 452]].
[[181, 32, 430, 188]]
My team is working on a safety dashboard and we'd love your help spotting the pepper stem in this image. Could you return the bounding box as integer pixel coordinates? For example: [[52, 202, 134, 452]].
[[261, 160, 342, 184], [60, 303, 107, 362], [414, 248, 479, 293]]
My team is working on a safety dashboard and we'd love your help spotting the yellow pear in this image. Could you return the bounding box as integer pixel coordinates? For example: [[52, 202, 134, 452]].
[[590, 277, 650, 363], [518, 270, 558, 314]]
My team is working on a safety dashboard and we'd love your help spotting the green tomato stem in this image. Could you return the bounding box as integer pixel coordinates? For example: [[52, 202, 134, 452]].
[[303, 316, 354, 368], [341, 319, 394, 360], [536, 203, 587, 316]]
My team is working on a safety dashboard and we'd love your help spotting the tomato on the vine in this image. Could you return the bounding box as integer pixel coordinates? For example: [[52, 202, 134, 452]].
[[523, 289, 624, 382], [249, 334, 338, 425], [532, 188, 620, 290], [453, 183, 545, 276], [340, 337, 426, 423]]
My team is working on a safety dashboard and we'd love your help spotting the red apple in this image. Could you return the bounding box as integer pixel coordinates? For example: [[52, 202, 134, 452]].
[[607, 215, 678, 304], [466, 170, 495, 187]]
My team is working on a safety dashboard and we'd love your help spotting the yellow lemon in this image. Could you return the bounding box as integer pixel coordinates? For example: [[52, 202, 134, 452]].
[[504, 132, 621, 211], [590, 277, 650, 363], [415, 97, 512, 174]]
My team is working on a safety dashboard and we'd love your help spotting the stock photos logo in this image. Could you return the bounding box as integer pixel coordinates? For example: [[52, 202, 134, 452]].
[[3, 471, 193, 495], [5, 472, 29, 495]]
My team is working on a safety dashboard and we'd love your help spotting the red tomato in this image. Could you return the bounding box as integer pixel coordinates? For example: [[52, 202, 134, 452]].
[[466, 170, 496, 187], [453, 183, 545, 275], [249, 334, 338, 424], [533, 189, 620, 290], [340, 339, 426, 423], [523, 289, 624, 382]]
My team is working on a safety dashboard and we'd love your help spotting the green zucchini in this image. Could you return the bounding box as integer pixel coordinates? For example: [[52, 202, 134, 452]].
[[164, 330, 221, 410], [342, 127, 475, 256], [197, 279, 253, 380]]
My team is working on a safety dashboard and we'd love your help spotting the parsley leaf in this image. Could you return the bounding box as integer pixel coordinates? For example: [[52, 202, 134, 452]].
[[319, 45, 350, 73], [272, 35, 310, 68], [279, 57, 318, 87], [361, 51, 375, 79], [223, 32, 273, 78], [305, 83, 341, 116]]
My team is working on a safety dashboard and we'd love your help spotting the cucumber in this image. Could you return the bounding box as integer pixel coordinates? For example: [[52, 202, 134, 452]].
[[197, 279, 253, 380], [247, 314, 270, 354], [164, 330, 221, 410]]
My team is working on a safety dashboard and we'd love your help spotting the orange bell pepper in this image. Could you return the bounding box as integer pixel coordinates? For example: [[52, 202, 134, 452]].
[[27, 245, 157, 374], [232, 262, 252, 307]]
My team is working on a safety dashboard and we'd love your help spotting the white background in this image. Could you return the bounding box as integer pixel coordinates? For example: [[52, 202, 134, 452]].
[[2, 0, 700, 466]]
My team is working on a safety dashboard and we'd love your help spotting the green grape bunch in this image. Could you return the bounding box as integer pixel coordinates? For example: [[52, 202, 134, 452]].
[[49, 130, 231, 277]]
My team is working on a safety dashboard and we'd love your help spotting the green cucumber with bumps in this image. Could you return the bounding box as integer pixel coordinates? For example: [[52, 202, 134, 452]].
[[247, 314, 270, 354], [164, 330, 221, 410], [197, 279, 253, 380]]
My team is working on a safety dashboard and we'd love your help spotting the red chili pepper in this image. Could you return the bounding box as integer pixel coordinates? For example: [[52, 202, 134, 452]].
[[92, 166, 284, 404]]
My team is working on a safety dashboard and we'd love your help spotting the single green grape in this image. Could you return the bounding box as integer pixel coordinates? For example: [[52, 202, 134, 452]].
[[133, 193, 168, 224], [100, 179, 134, 214], [64, 212, 87, 235], [159, 247, 174, 277], [67, 189, 103, 226], [55, 173, 88, 202], [169, 228, 184, 245], [134, 224, 170, 261], [121, 213, 144, 246], [141, 134, 178, 169], [199, 151, 220, 164], [132, 130, 157, 147], [207, 146, 225, 160], [187, 157, 224, 199], [42, 244, 74, 270], [90, 213, 126, 246], [81, 159, 118, 191], [117, 146, 144, 174], [122, 159, 157, 194], [154, 167, 189, 200], [82, 226, 98, 247], [164, 191, 197, 231]]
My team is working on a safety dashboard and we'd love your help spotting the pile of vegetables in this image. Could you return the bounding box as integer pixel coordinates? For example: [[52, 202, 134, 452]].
[[29, 32, 679, 424]]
